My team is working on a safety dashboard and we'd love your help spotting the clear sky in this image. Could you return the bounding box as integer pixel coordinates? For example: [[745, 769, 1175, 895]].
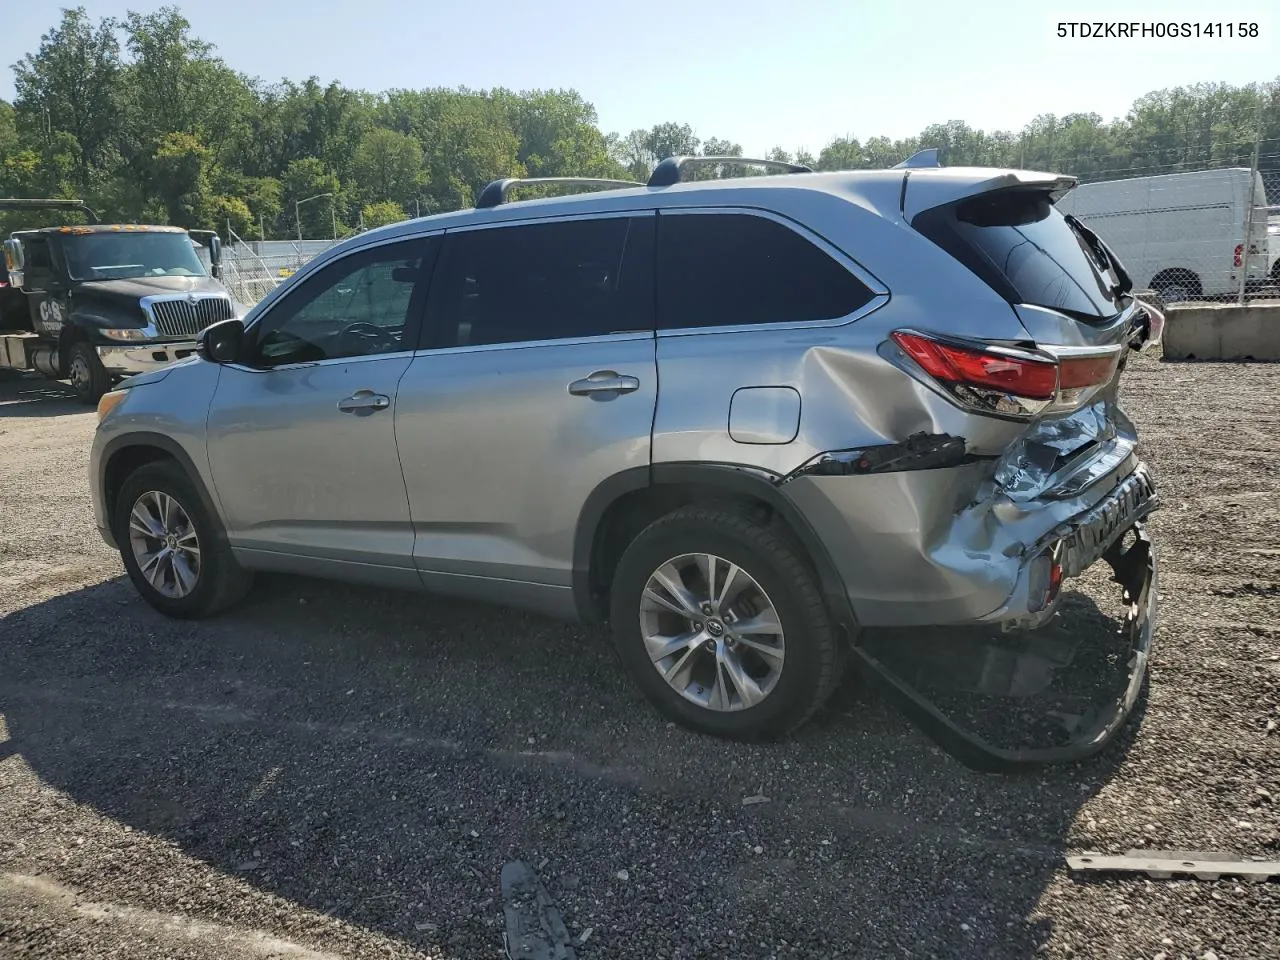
[[1, 0, 1276, 155]]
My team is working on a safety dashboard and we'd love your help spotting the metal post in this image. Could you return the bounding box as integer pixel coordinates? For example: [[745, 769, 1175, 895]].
[[331, 198, 337, 241], [295, 199, 302, 243], [1237, 87, 1264, 306]]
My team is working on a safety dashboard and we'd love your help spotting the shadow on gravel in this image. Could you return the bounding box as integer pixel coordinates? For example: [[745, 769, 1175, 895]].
[[0, 572, 1145, 959], [0, 372, 85, 419]]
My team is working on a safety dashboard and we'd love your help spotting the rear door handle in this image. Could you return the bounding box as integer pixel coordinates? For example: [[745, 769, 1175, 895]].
[[337, 390, 391, 414], [568, 371, 640, 396]]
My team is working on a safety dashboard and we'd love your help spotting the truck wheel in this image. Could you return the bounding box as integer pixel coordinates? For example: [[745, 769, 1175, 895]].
[[609, 505, 843, 741], [114, 460, 252, 619], [67, 341, 110, 405]]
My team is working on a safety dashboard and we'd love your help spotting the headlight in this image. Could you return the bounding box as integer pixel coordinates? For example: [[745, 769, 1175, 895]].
[[102, 328, 149, 341]]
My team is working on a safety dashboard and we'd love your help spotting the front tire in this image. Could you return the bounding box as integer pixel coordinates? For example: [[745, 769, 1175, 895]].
[[67, 340, 110, 405], [114, 461, 252, 618], [609, 505, 843, 741]]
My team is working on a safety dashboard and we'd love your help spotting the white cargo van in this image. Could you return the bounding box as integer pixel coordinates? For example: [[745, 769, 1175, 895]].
[[1269, 213, 1280, 281], [1055, 168, 1271, 301]]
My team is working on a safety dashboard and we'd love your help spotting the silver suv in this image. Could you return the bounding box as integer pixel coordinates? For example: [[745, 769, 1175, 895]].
[[90, 154, 1161, 762]]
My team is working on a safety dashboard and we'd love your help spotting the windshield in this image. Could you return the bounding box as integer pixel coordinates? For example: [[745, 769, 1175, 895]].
[[63, 232, 207, 282], [914, 188, 1130, 319]]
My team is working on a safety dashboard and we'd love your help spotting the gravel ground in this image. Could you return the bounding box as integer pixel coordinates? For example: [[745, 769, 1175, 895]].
[[1, 353, 1278, 960]]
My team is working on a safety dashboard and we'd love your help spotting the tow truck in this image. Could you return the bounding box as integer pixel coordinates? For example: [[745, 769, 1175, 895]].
[[1, 198, 240, 404]]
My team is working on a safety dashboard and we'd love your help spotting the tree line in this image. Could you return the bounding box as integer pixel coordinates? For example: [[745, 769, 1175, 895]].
[[2, 6, 1278, 239]]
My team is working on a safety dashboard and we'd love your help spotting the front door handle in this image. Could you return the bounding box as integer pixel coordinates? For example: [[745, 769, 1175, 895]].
[[337, 390, 391, 414], [568, 371, 640, 397]]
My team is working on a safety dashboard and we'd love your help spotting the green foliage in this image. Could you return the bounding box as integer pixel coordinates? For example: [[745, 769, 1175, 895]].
[[152, 131, 211, 227], [11, 7, 122, 189], [212, 194, 253, 235], [816, 136, 866, 171], [352, 128, 422, 208], [282, 158, 341, 238], [3, 8, 1279, 242], [362, 201, 407, 229]]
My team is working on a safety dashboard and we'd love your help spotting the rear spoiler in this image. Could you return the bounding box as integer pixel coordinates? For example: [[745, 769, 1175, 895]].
[[901, 170, 1077, 221], [890, 151, 1077, 221]]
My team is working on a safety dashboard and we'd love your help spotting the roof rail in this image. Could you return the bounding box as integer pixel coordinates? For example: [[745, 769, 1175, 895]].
[[647, 156, 814, 188], [0, 197, 100, 223], [892, 149, 941, 170], [475, 177, 645, 209]]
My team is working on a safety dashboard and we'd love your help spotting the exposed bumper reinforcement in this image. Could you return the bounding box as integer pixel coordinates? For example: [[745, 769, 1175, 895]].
[[854, 522, 1157, 770]]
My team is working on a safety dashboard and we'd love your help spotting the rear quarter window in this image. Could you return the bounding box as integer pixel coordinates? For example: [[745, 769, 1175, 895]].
[[657, 212, 874, 330]]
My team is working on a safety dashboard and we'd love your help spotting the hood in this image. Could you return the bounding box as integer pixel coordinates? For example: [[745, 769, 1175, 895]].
[[73, 275, 230, 300]]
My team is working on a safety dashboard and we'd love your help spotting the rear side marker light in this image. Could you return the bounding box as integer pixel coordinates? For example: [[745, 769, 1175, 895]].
[[1027, 545, 1065, 614]]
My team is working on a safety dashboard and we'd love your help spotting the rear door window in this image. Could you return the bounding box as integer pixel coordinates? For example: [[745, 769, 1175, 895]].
[[427, 215, 654, 348], [656, 212, 875, 330], [914, 189, 1128, 318]]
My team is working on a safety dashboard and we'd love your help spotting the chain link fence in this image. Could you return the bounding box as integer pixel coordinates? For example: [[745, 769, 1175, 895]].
[[1057, 164, 1280, 306], [219, 236, 344, 306]]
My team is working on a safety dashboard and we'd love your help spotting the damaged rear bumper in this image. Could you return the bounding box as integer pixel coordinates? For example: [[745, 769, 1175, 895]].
[[780, 441, 1160, 767], [855, 522, 1157, 768]]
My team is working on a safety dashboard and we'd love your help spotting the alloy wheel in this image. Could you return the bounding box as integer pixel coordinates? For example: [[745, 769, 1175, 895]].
[[127, 490, 202, 599], [638, 552, 785, 711]]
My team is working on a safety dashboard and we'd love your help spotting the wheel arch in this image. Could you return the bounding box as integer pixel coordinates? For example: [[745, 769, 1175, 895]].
[[1149, 267, 1202, 298], [100, 433, 225, 547], [573, 463, 859, 639]]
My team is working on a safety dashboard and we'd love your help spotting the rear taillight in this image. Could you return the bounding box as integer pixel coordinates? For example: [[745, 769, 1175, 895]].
[[891, 331, 1057, 401], [1058, 353, 1119, 390], [1234, 244, 1244, 268], [889, 330, 1122, 419]]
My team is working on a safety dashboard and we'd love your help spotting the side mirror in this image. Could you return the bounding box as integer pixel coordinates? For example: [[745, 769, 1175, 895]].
[[3, 239, 25, 289], [197, 318, 245, 364], [208, 235, 223, 277]]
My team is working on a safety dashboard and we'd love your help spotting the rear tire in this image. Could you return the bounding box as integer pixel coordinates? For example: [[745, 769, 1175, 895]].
[[1151, 270, 1200, 306], [67, 340, 110, 405], [114, 460, 252, 618], [609, 505, 843, 741]]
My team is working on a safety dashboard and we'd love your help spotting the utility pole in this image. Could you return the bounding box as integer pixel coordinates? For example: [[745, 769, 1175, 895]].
[[1237, 85, 1264, 306], [331, 197, 337, 241]]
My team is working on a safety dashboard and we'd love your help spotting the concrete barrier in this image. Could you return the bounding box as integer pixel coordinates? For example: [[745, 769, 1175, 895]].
[[1162, 301, 1280, 361]]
